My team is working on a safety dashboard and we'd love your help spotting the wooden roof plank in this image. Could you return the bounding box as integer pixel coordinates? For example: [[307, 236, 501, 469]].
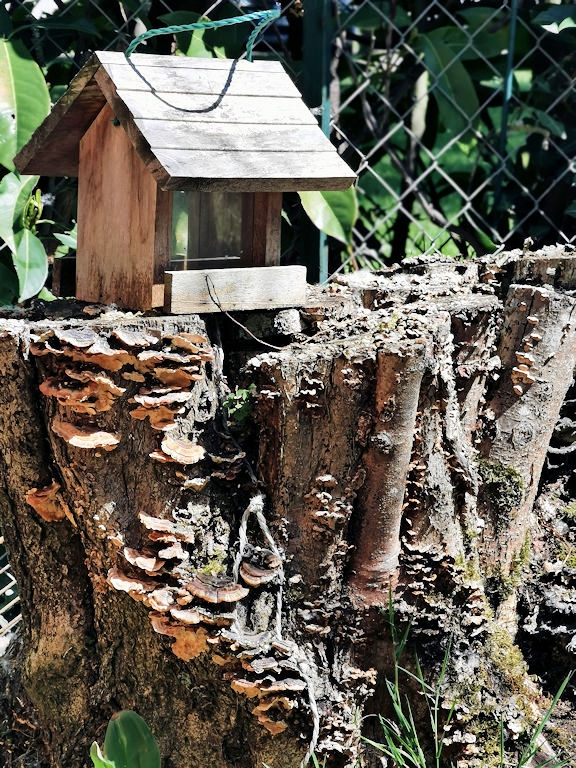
[[150, 148, 356, 192], [98, 59, 302, 98], [14, 57, 104, 176], [113, 88, 318, 125], [96, 50, 288, 74], [133, 120, 338, 153], [14, 51, 357, 189]]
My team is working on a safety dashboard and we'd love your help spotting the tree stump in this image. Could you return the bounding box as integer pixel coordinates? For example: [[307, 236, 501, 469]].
[[0, 247, 575, 767]]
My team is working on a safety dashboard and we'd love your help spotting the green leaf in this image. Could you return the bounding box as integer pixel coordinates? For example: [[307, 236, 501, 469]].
[[298, 188, 358, 246], [343, 1, 411, 30], [533, 7, 576, 34], [90, 742, 116, 768], [158, 12, 215, 58], [37, 287, 57, 302], [12, 228, 48, 301], [416, 30, 479, 136], [0, 172, 39, 251], [0, 39, 50, 171], [53, 231, 78, 250], [103, 710, 161, 768]]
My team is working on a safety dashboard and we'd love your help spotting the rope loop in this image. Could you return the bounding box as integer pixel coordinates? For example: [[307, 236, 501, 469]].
[[125, 4, 281, 61]]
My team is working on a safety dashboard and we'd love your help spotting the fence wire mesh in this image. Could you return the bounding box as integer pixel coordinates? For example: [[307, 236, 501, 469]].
[[2, 0, 576, 630]]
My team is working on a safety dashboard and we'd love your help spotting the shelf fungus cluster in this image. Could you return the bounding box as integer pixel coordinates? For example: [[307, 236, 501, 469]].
[[106, 508, 303, 735], [30, 325, 213, 456]]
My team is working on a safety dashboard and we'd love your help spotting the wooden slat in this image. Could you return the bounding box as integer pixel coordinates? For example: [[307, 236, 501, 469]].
[[251, 192, 282, 267], [77, 103, 158, 309], [164, 265, 307, 313], [113, 87, 317, 125], [99, 60, 301, 98], [133, 120, 330, 153], [150, 148, 356, 192], [97, 51, 287, 74], [14, 58, 104, 176]]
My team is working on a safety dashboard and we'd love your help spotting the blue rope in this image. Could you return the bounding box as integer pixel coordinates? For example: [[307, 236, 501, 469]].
[[125, 4, 281, 61]]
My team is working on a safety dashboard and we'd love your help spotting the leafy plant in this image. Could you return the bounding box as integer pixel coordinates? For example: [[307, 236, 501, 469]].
[[363, 599, 455, 768], [90, 710, 161, 768], [363, 597, 570, 768], [298, 188, 358, 251], [224, 384, 256, 429]]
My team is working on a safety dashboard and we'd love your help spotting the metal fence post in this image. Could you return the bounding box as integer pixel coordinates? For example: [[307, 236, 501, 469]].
[[302, 0, 333, 283]]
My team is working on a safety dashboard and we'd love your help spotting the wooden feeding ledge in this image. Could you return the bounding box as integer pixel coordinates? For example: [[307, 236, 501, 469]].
[[15, 51, 356, 314]]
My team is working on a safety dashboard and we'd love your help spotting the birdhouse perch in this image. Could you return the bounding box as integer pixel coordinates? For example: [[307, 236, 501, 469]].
[[15, 51, 356, 313]]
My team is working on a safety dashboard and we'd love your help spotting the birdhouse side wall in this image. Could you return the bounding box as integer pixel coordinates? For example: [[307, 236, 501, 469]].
[[76, 103, 161, 310]]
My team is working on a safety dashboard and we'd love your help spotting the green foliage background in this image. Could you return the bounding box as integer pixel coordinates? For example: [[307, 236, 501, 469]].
[[1, 0, 576, 300]]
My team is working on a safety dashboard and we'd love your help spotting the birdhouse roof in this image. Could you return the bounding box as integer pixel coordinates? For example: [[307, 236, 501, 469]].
[[15, 51, 356, 192]]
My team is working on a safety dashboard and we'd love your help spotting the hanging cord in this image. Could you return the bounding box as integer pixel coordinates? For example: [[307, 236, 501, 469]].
[[125, 4, 281, 61]]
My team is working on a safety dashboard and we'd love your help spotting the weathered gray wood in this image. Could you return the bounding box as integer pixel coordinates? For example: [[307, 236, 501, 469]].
[[164, 265, 307, 313], [97, 50, 289, 73], [99, 60, 302, 98], [151, 149, 355, 192], [14, 63, 103, 177], [113, 88, 317, 125], [132, 121, 335, 153], [15, 51, 356, 192]]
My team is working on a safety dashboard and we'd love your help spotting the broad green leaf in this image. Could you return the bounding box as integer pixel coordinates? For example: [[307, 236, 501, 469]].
[[299, 188, 358, 246], [159, 12, 214, 58], [90, 742, 116, 768], [37, 287, 57, 301], [534, 109, 567, 139], [12, 228, 48, 301], [533, 7, 576, 34], [20, 17, 102, 37], [0, 39, 50, 171], [103, 710, 161, 768], [53, 231, 77, 250], [0, 259, 19, 305], [416, 30, 479, 137], [0, 172, 39, 251], [343, 1, 411, 30]]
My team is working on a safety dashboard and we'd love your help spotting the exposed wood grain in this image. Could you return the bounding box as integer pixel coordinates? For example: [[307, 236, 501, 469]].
[[97, 50, 288, 73], [251, 192, 282, 267], [164, 265, 307, 313], [114, 89, 317, 125], [153, 186, 173, 286], [16, 50, 356, 192], [14, 65, 103, 177], [76, 103, 158, 309], [98, 60, 301, 98], [150, 148, 355, 192], [130, 121, 333, 153]]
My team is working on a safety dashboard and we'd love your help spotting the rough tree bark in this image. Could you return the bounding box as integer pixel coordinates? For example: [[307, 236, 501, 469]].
[[0, 247, 575, 767]]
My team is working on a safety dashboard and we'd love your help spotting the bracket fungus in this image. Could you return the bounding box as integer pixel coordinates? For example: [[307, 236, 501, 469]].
[[139, 512, 195, 544], [25, 480, 72, 523], [40, 371, 125, 414], [185, 573, 249, 604], [107, 566, 158, 598], [149, 612, 210, 661], [123, 547, 166, 575], [159, 434, 206, 465], [52, 419, 120, 450], [239, 561, 280, 587]]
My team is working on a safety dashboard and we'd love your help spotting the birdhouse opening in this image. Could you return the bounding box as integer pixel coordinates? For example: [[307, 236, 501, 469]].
[[169, 190, 283, 273], [171, 191, 250, 270]]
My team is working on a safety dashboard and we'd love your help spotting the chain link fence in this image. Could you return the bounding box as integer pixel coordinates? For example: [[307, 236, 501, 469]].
[[2, 0, 576, 631]]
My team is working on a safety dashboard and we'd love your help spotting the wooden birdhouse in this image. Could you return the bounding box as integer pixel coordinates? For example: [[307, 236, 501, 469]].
[[15, 51, 356, 313]]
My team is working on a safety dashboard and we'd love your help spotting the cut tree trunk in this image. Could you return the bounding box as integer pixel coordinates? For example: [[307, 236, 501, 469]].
[[0, 247, 575, 767]]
